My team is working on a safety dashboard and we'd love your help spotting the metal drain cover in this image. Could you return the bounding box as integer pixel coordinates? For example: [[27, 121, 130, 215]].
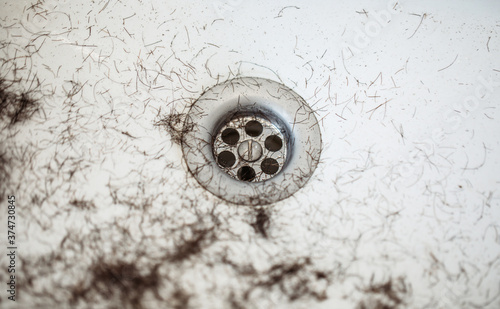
[[213, 114, 287, 182], [182, 77, 322, 205]]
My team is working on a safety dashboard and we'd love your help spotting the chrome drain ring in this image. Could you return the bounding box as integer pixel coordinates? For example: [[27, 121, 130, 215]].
[[181, 77, 322, 205]]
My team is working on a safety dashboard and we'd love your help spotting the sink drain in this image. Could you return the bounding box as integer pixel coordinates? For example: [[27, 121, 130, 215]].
[[181, 77, 322, 205]]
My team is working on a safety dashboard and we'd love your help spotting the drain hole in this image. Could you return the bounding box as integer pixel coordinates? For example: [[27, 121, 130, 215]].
[[221, 128, 239, 145], [261, 158, 279, 175], [245, 120, 263, 137], [218, 151, 236, 167], [237, 166, 256, 181], [265, 135, 283, 152]]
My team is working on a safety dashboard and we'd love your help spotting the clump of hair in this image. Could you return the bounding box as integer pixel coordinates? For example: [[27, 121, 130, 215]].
[[225, 257, 332, 303], [155, 112, 193, 145], [168, 224, 217, 262], [170, 287, 192, 309], [0, 77, 42, 128], [250, 207, 270, 238], [357, 277, 411, 309], [69, 259, 163, 309], [251, 257, 329, 301]]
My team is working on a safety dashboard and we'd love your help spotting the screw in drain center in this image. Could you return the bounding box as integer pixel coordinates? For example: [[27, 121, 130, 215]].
[[238, 140, 263, 162]]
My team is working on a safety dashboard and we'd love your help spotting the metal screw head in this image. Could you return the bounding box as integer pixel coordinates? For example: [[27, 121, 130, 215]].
[[238, 139, 263, 162]]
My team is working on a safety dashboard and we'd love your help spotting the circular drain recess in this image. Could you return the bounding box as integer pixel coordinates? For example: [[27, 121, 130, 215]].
[[182, 77, 322, 205]]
